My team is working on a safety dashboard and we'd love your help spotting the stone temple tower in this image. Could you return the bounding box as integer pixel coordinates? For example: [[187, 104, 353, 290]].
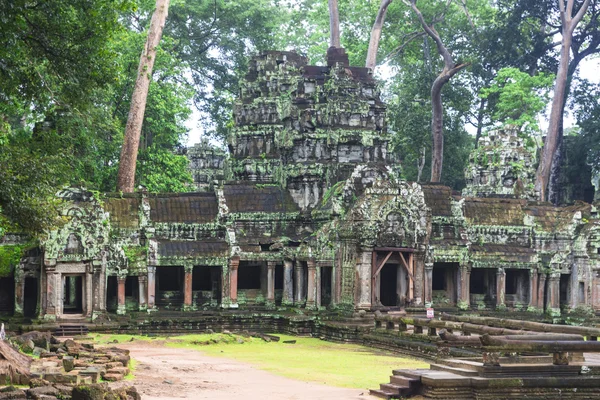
[[227, 48, 392, 210], [462, 127, 539, 200]]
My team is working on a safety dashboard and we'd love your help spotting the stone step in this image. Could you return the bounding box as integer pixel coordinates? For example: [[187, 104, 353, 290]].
[[54, 325, 89, 337], [390, 374, 419, 387], [368, 388, 398, 399], [380, 383, 402, 394], [430, 363, 480, 377]]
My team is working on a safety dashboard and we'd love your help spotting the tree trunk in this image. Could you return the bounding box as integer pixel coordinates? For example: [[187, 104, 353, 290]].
[[535, 0, 589, 201], [116, 0, 170, 193], [329, 0, 341, 48], [407, 0, 468, 183], [366, 0, 393, 70]]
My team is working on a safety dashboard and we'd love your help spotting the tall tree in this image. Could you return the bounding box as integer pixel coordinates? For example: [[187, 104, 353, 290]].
[[329, 0, 341, 47], [117, 0, 170, 193], [366, 0, 394, 70], [405, 0, 468, 182], [535, 0, 590, 201]]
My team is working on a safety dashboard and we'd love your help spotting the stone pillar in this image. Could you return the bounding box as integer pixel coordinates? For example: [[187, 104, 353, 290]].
[[306, 259, 317, 309], [356, 248, 373, 309], [45, 269, 58, 319], [294, 261, 305, 306], [85, 265, 93, 317], [14, 272, 25, 317], [424, 263, 433, 306], [229, 256, 240, 308], [282, 259, 294, 306], [458, 264, 470, 309], [537, 272, 547, 310], [147, 266, 156, 311], [267, 261, 276, 307], [570, 263, 579, 308], [547, 273, 561, 316], [397, 265, 407, 306], [138, 275, 148, 311], [496, 268, 506, 309], [117, 276, 126, 315], [413, 252, 425, 306], [183, 266, 193, 310], [529, 268, 538, 310]]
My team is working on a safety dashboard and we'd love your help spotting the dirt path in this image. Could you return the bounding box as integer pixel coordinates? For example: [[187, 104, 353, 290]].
[[116, 343, 376, 400]]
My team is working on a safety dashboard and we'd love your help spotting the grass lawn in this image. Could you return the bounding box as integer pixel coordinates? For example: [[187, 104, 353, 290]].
[[93, 333, 429, 390]]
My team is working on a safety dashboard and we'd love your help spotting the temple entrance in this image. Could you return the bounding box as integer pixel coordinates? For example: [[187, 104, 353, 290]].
[[156, 266, 184, 308], [23, 277, 38, 317], [62, 275, 83, 314], [320, 266, 333, 307], [505, 269, 529, 306], [469, 268, 496, 308], [192, 266, 222, 306], [238, 262, 263, 304], [432, 263, 458, 305], [275, 264, 284, 305], [106, 276, 118, 312], [560, 274, 570, 307], [372, 249, 414, 308], [125, 276, 139, 309], [0, 277, 14, 315]]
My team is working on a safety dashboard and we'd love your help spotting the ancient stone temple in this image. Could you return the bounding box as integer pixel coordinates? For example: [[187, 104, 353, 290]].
[[1, 48, 600, 321]]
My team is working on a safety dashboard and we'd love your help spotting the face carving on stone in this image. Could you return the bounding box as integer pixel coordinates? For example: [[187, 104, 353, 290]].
[[64, 233, 84, 255], [379, 212, 405, 246]]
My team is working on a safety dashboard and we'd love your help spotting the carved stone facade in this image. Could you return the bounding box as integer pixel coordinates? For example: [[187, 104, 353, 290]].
[[1, 50, 600, 320]]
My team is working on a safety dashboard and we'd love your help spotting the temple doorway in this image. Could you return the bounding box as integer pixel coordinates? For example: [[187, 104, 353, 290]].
[[23, 277, 38, 317], [432, 263, 458, 305], [372, 249, 414, 308], [469, 268, 496, 308], [320, 266, 333, 307], [62, 275, 83, 314], [192, 266, 222, 306], [505, 269, 529, 306]]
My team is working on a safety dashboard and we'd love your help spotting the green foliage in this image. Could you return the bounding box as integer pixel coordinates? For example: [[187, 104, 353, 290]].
[[0, 245, 24, 277], [122, 245, 148, 263], [480, 67, 554, 134]]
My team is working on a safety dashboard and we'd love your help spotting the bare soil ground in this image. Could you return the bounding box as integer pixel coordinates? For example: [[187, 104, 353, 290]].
[[115, 341, 377, 400]]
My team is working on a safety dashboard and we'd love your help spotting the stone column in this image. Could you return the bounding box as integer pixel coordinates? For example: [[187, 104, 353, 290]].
[[147, 266, 156, 311], [496, 268, 506, 309], [547, 273, 561, 316], [356, 248, 373, 309], [397, 265, 407, 306], [85, 265, 93, 317], [183, 266, 193, 310], [424, 263, 433, 306], [138, 275, 148, 311], [570, 263, 579, 308], [306, 259, 317, 309], [45, 268, 58, 320], [529, 268, 538, 310], [537, 272, 547, 310], [282, 259, 294, 306], [458, 264, 470, 309], [229, 256, 240, 308], [117, 276, 126, 315], [294, 261, 305, 305], [413, 252, 425, 306], [13, 271, 25, 317], [267, 261, 276, 307]]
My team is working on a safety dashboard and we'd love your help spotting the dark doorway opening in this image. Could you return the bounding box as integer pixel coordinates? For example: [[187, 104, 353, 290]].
[[125, 276, 139, 307], [192, 266, 221, 306], [238, 264, 261, 290], [274, 264, 284, 305], [23, 277, 38, 317], [0, 277, 15, 315], [432, 263, 458, 305], [63, 275, 83, 314], [380, 264, 398, 306], [157, 266, 184, 291], [505, 269, 529, 305], [469, 268, 496, 307], [320, 267, 333, 307], [192, 266, 212, 291], [106, 276, 118, 312], [560, 274, 570, 306]]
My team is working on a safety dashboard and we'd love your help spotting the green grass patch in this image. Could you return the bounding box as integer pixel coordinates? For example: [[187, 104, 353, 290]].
[[91, 333, 428, 389], [124, 358, 137, 381], [169, 334, 428, 390]]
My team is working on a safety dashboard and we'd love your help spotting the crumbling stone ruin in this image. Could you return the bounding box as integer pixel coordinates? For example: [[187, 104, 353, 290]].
[[1, 48, 600, 321]]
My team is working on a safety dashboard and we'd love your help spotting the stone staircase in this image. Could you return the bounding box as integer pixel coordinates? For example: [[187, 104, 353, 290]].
[[369, 369, 423, 399], [53, 324, 89, 337], [370, 356, 600, 399]]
